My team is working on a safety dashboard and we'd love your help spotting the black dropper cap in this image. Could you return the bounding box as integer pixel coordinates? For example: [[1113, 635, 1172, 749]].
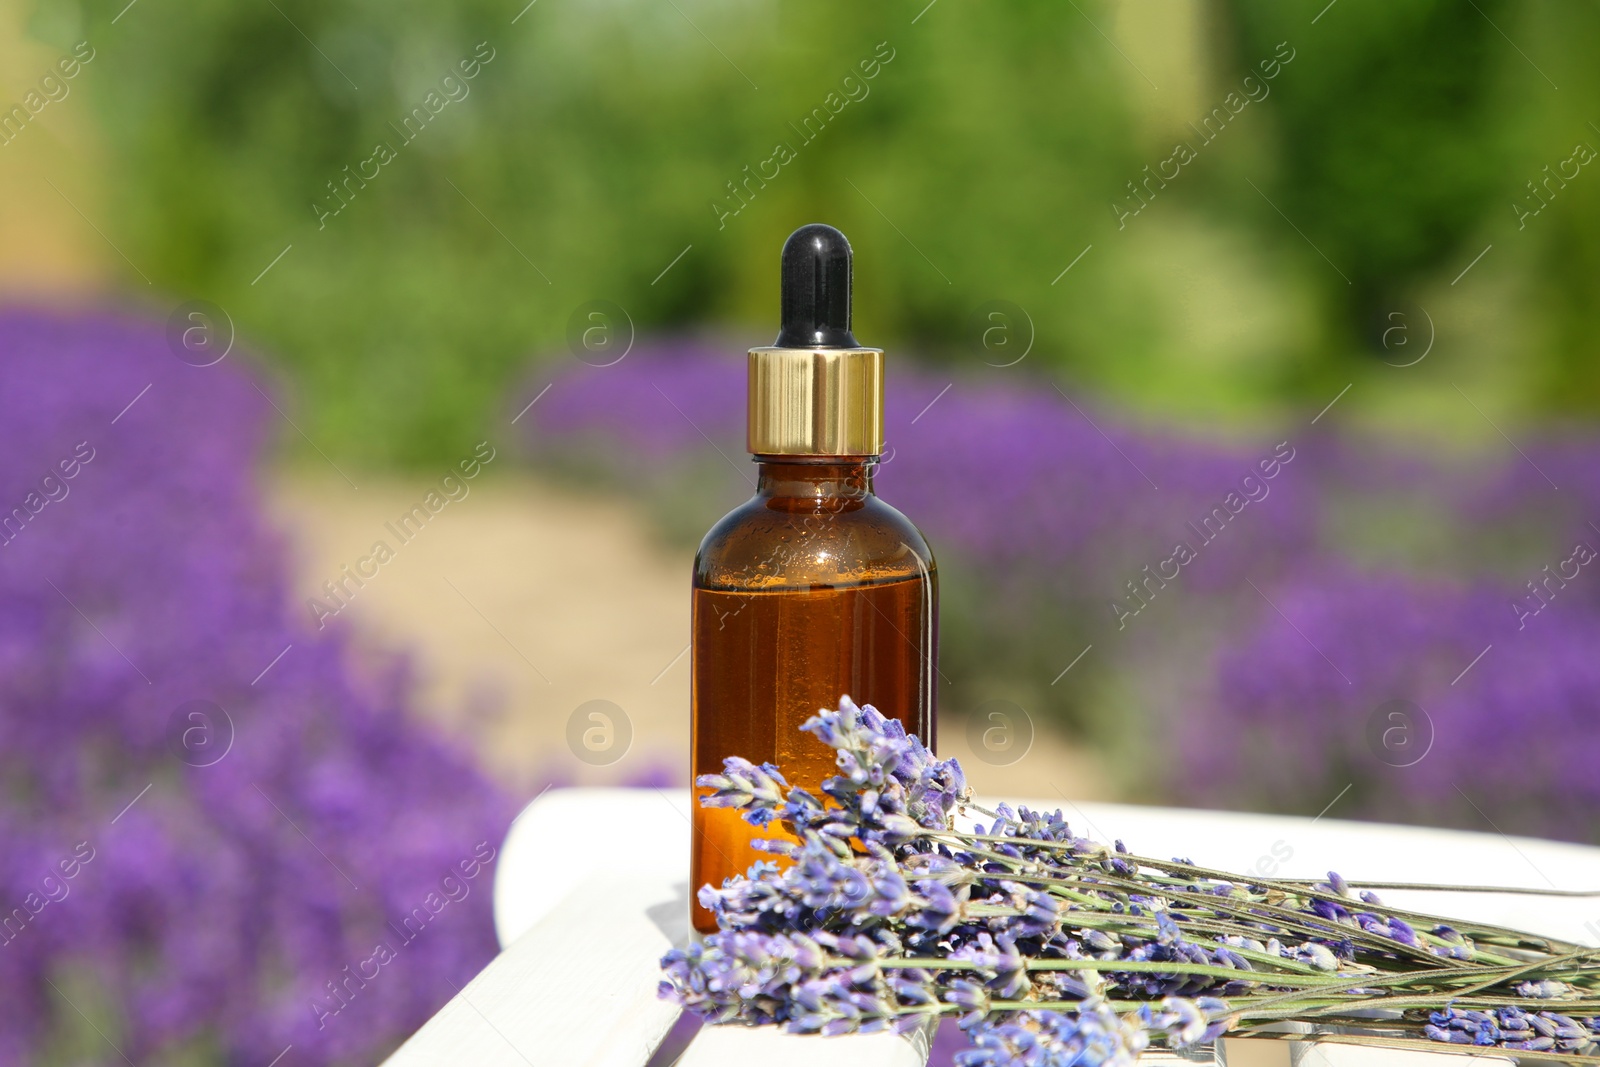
[[775, 223, 859, 349]]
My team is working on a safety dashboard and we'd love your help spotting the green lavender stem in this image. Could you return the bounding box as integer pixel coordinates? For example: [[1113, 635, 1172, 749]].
[[959, 828, 1586, 954], [925, 831, 1535, 972]]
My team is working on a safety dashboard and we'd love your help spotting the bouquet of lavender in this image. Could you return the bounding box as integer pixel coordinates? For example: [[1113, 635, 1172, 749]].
[[661, 698, 1600, 1066]]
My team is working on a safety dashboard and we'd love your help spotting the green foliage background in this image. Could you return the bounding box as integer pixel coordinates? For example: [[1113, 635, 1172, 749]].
[[41, 0, 1600, 464]]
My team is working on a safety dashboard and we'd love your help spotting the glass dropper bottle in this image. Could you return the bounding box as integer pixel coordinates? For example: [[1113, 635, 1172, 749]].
[[689, 223, 939, 935]]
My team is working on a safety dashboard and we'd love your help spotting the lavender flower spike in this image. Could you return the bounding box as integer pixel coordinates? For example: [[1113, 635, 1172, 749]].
[[958, 1000, 1152, 1067], [697, 757, 789, 825], [801, 696, 967, 831]]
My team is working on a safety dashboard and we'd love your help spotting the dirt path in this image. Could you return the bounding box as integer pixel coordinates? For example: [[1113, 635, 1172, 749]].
[[0, 4, 108, 297], [267, 470, 1112, 802]]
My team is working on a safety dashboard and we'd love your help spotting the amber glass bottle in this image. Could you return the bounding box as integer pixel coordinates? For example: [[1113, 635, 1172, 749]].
[[689, 224, 938, 935]]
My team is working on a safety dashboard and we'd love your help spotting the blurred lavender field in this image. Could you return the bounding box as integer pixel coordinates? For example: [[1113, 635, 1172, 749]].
[[5, 309, 1593, 1063], [523, 342, 1600, 845], [0, 311, 511, 1064]]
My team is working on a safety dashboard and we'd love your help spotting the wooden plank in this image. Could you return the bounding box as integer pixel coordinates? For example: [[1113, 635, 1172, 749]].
[[382, 873, 685, 1067], [678, 1016, 936, 1067], [1220, 1035, 1514, 1067], [1290, 1043, 1512, 1067], [495, 787, 690, 948]]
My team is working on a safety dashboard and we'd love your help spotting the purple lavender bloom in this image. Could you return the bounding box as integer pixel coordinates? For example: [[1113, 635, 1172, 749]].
[[1179, 567, 1600, 844], [0, 310, 513, 1063], [1516, 979, 1574, 999], [907, 879, 966, 936], [957, 1000, 1150, 1067], [945, 979, 991, 1014], [660, 925, 933, 1035], [1154, 996, 1234, 1047], [1382, 915, 1420, 947], [696, 758, 789, 825], [995, 881, 1060, 938], [1426, 1006, 1598, 1053], [951, 932, 1029, 999]]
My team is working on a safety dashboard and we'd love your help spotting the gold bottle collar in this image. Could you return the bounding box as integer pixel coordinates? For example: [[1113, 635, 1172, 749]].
[[746, 346, 884, 457]]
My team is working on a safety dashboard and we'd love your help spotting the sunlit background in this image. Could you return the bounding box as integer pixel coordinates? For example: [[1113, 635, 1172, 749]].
[[5, 0, 1600, 1062]]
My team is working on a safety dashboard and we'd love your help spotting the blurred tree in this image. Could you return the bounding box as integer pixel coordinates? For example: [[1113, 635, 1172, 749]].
[[71, 0, 1141, 465], [1513, 2, 1600, 416], [1215, 0, 1516, 389], [57, 0, 1600, 456]]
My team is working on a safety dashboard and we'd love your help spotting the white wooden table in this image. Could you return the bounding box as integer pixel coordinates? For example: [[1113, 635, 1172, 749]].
[[381, 788, 1600, 1067]]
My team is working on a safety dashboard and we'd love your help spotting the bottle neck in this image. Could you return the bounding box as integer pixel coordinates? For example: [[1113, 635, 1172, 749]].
[[753, 456, 877, 502]]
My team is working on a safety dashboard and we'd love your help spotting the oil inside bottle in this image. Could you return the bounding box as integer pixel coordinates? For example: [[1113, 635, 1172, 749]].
[[690, 575, 934, 934]]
